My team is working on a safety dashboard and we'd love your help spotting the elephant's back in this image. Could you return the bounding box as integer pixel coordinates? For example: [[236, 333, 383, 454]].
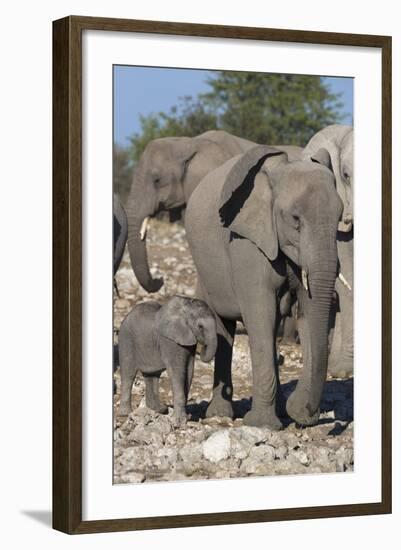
[[197, 130, 256, 156], [120, 301, 161, 341]]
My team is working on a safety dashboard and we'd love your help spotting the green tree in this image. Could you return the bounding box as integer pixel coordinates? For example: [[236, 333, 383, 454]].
[[129, 96, 217, 163], [113, 144, 134, 202], [201, 72, 344, 146]]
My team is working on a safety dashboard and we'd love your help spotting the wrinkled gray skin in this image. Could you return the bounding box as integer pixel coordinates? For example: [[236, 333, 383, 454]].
[[118, 296, 217, 426], [126, 129, 302, 292], [113, 193, 128, 276], [185, 145, 342, 429], [303, 125, 353, 377]]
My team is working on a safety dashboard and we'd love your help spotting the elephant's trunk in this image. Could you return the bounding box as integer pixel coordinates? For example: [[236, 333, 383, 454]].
[[287, 249, 338, 426], [199, 319, 218, 363], [126, 171, 163, 293]]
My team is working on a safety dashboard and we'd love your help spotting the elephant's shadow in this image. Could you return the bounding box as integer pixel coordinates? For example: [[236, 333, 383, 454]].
[[187, 377, 353, 431]]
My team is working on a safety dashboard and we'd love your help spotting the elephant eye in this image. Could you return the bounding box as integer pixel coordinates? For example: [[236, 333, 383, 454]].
[[292, 215, 300, 231], [153, 176, 161, 185], [343, 171, 351, 183]]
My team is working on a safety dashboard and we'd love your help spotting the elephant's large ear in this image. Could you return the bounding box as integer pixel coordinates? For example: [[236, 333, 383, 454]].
[[311, 147, 333, 172], [219, 145, 287, 261], [174, 138, 199, 179], [156, 298, 197, 347]]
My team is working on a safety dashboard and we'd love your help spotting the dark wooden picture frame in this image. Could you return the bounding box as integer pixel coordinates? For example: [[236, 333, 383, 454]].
[[53, 15, 392, 534]]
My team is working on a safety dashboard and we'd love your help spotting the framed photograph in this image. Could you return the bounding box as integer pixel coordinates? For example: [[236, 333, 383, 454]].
[[53, 16, 392, 534]]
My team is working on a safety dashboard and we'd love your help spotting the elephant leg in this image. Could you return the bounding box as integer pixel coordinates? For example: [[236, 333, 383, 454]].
[[242, 298, 282, 429], [330, 236, 353, 377], [231, 239, 283, 429], [113, 343, 119, 395], [274, 325, 287, 418], [185, 355, 195, 400], [206, 316, 236, 419], [272, 305, 286, 417], [328, 308, 342, 374], [159, 337, 191, 426], [280, 304, 298, 345], [144, 374, 168, 414], [118, 337, 137, 416], [193, 277, 236, 419], [330, 283, 353, 377], [167, 360, 190, 427]]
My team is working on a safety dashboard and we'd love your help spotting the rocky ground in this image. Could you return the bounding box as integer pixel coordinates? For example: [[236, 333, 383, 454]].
[[113, 219, 353, 484]]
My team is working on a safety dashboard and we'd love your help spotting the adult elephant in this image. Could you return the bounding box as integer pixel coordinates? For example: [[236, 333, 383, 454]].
[[185, 145, 343, 428], [126, 130, 256, 292], [303, 125, 353, 377], [126, 130, 302, 292]]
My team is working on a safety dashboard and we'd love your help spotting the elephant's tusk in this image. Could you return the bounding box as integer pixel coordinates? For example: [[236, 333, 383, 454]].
[[302, 269, 309, 292], [339, 272, 352, 291], [140, 217, 150, 241]]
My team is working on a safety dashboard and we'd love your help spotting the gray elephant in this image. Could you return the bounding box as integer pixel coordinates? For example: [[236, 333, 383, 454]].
[[113, 193, 128, 276], [303, 125, 353, 377], [185, 145, 343, 429], [118, 295, 217, 425], [126, 130, 256, 293], [126, 130, 302, 293]]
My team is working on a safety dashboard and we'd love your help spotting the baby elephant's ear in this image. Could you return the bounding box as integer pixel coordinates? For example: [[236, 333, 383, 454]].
[[157, 307, 197, 347]]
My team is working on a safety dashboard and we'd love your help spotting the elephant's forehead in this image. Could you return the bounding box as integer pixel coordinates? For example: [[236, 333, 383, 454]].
[[277, 166, 338, 211], [282, 160, 335, 184], [146, 138, 176, 157]]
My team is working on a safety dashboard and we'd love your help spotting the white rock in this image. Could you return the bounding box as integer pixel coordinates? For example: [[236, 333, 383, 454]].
[[117, 473, 145, 484], [138, 396, 147, 408], [294, 449, 310, 465], [240, 445, 276, 474], [202, 430, 231, 463], [275, 445, 288, 460]]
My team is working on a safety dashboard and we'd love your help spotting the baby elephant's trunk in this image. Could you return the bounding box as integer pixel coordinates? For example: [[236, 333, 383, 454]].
[[199, 318, 218, 363]]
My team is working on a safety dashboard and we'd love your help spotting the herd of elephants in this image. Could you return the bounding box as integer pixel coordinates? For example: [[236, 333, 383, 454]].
[[113, 124, 353, 430]]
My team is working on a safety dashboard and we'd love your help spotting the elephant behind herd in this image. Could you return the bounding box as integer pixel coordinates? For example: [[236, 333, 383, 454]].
[[113, 125, 354, 428]]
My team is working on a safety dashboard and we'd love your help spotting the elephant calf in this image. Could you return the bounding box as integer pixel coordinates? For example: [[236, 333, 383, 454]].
[[118, 295, 217, 425]]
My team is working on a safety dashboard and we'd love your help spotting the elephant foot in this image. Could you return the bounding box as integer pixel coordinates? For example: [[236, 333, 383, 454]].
[[146, 391, 168, 414], [286, 392, 320, 427], [206, 395, 234, 419], [150, 403, 168, 414], [328, 358, 353, 379], [243, 405, 283, 430], [118, 404, 131, 417], [173, 411, 190, 428]]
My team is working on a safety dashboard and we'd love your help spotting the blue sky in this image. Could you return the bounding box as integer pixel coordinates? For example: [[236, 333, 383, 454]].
[[114, 66, 353, 147]]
